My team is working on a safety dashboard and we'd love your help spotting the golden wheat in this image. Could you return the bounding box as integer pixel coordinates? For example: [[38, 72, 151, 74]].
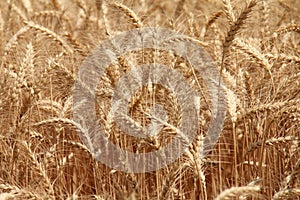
[[0, 0, 299, 199]]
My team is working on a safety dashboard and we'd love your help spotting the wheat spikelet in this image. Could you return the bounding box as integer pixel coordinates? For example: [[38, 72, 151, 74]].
[[109, 2, 143, 28], [225, 87, 238, 122], [242, 69, 255, 104], [24, 20, 73, 54], [222, 0, 235, 24], [234, 38, 272, 71], [273, 188, 300, 200], [276, 53, 300, 64], [11, 3, 28, 21], [3, 26, 31, 58], [0, 10, 4, 32], [0, 183, 20, 191], [40, 52, 63, 83], [37, 100, 63, 115], [47, 58, 75, 80], [9, 63, 26, 108], [22, 141, 55, 198], [238, 99, 300, 119], [268, 24, 300, 48], [159, 163, 190, 200], [32, 10, 72, 32], [49, 139, 92, 157], [187, 133, 208, 199], [174, 0, 185, 19], [62, 31, 87, 53], [0, 183, 43, 200], [21, 0, 33, 13], [27, 130, 44, 140], [21, 42, 36, 97], [33, 117, 95, 155], [286, 159, 300, 189], [33, 10, 61, 18], [162, 34, 209, 47], [215, 185, 260, 200], [101, 1, 112, 35], [95, 0, 102, 10], [33, 117, 87, 135], [61, 95, 73, 117], [260, 0, 270, 38], [51, 0, 62, 10], [246, 136, 296, 155], [204, 11, 223, 37], [275, 24, 300, 36], [221, 0, 258, 72]]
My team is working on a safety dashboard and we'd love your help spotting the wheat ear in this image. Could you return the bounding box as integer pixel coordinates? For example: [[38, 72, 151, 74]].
[[11, 3, 28, 21], [204, 11, 223, 37], [221, 0, 258, 73], [110, 2, 143, 28], [22, 141, 55, 198], [24, 21, 73, 54], [0, 183, 43, 200], [4, 26, 31, 59], [273, 188, 300, 200], [215, 185, 260, 200]]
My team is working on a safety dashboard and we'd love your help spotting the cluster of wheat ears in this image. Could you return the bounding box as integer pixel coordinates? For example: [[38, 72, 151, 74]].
[[0, 0, 299, 199]]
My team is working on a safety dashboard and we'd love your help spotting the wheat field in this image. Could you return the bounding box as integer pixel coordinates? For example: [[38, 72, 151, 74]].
[[0, 0, 299, 199]]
